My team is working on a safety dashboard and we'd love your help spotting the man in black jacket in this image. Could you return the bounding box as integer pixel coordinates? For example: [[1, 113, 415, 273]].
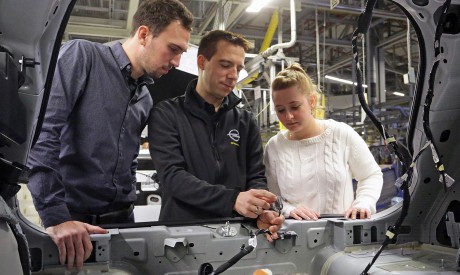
[[149, 30, 283, 238]]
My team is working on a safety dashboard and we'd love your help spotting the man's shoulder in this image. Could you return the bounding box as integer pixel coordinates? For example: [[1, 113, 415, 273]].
[[62, 39, 100, 49], [154, 95, 185, 111], [60, 39, 107, 56], [229, 105, 254, 120]]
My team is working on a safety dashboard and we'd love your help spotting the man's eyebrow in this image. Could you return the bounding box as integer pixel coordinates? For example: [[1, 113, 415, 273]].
[[171, 43, 187, 53]]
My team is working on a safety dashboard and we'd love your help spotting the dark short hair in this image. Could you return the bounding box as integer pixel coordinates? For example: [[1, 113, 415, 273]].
[[131, 0, 193, 37], [198, 30, 252, 60]]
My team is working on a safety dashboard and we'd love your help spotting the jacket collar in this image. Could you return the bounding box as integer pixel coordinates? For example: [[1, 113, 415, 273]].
[[110, 42, 154, 86], [183, 79, 242, 115]]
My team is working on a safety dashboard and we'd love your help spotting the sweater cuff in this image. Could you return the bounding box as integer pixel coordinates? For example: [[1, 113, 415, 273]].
[[282, 205, 296, 218], [351, 199, 376, 214], [39, 204, 72, 228]]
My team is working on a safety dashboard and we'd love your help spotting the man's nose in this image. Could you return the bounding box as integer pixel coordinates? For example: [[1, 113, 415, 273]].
[[171, 54, 181, 68], [228, 67, 238, 80]]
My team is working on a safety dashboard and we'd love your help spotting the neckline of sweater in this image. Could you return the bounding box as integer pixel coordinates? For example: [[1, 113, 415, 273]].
[[280, 120, 333, 145]]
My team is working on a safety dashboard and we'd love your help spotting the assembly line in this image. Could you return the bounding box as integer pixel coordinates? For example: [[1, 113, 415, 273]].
[[1, 0, 459, 274]]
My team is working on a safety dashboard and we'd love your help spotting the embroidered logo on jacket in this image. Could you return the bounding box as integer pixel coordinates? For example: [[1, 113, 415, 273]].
[[227, 129, 240, 147]]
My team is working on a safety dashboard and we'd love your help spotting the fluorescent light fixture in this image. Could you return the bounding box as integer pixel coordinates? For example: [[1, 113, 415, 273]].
[[246, 0, 269, 13], [325, 75, 368, 88], [393, 91, 405, 97]]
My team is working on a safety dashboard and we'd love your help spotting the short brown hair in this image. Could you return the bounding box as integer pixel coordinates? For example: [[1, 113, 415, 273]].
[[131, 0, 193, 37], [272, 63, 320, 100], [198, 30, 252, 60]]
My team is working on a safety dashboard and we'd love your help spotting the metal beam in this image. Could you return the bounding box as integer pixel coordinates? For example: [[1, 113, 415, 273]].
[[65, 24, 130, 39], [198, 4, 217, 34], [226, 3, 250, 31], [297, 36, 350, 47], [385, 67, 405, 75], [234, 31, 351, 48], [377, 30, 407, 49], [323, 55, 353, 75], [296, 13, 356, 25], [73, 5, 127, 14], [68, 16, 126, 28], [299, 0, 406, 21]]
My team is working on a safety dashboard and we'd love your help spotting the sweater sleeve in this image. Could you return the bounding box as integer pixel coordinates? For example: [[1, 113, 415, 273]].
[[346, 126, 383, 213], [264, 137, 295, 218]]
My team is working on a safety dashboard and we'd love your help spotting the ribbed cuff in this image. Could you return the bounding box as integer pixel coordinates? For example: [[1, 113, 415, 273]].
[[282, 205, 296, 218], [351, 200, 375, 214]]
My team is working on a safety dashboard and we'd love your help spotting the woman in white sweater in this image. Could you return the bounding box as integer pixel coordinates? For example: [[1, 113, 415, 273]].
[[264, 63, 383, 220]]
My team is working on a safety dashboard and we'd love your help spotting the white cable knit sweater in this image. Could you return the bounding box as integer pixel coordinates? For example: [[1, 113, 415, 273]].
[[264, 119, 383, 217]]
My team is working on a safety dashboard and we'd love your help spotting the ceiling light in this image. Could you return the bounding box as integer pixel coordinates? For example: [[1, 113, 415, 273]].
[[246, 0, 270, 13], [393, 92, 405, 97], [325, 75, 368, 88]]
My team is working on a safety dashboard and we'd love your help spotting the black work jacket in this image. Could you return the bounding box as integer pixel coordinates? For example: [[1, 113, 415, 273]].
[[149, 79, 267, 222]]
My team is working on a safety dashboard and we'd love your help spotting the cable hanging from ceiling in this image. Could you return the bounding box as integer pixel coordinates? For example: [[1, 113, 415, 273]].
[[353, 0, 454, 274]]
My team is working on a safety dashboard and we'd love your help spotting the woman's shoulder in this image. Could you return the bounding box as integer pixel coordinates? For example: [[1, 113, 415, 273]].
[[266, 130, 289, 148], [325, 119, 356, 135]]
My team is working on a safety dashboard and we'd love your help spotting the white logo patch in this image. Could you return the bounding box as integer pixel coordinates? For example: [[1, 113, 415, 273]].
[[227, 129, 240, 142]]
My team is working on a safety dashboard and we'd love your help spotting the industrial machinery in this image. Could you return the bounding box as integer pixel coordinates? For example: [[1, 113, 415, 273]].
[[0, 0, 459, 274]]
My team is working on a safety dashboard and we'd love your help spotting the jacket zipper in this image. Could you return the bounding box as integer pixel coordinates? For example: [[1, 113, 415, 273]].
[[211, 121, 222, 175]]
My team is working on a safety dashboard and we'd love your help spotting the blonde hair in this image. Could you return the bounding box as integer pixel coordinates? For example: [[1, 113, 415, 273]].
[[271, 63, 320, 101]]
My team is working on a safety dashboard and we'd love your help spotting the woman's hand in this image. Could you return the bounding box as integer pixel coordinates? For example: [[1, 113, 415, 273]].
[[289, 205, 320, 220], [344, 207, 371, 219]]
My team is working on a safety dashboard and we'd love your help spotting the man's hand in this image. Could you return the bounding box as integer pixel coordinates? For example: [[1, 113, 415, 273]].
[[344, 207, 371, 219], [257, 210, 285, 242], [46, 221, 108, 271], [289, 205, 320, 220], [234, 189, 277, 218]]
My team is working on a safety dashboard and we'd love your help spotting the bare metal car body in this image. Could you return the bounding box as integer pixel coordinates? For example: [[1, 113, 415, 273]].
[[0, 0, 459, 274]]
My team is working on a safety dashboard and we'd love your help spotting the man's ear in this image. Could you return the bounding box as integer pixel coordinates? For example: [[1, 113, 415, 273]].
[[136, 25, 150, 46], [197, 55, 206, 70]]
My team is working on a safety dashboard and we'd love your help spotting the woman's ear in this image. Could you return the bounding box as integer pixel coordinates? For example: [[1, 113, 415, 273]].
[[309, 94, 317, 109]]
